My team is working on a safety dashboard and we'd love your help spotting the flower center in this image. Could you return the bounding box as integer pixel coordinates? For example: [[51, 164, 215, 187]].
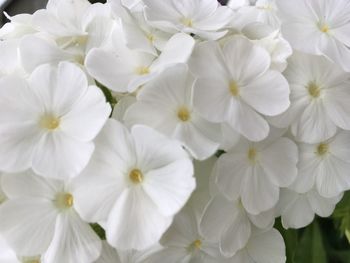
[[135, 66, 150, 75], [21, 256, 41, 263], [229, 81, 240, 97], [40, 114, 60, 130], [307, 82, 321, 98], [181, 17, 193, 27], [319, 23, 330, 33], [248, 148, 257, 163], [191, 239, 202, 250], [129, 169, 144, 184], [147, 33, 155, 43], [316, 143, 329, 156], [177, 107, 191, 122], [55, 193, 74, 209]]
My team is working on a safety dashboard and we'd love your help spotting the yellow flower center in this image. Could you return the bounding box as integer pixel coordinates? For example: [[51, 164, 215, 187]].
[[248, 148, 257, 163], [40, 114, 60, 130], [192, 239, 202, 250], [320, 24, 330, 33], [147, 33, 155, 43], [181, 18, 193, 27], [135, 67, 150, 75], [129, 169, 144, 184], [177, 107, 191, 122], [229, 81, 240, 97], [21, 256, 41, 263], [316, 143, 329, 156], [307, 82, 321, 98], [55, 193, 74, 209]]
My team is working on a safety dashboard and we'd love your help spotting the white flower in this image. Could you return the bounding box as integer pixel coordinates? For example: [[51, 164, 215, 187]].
[[214, 135, 298, 214], [200, 194, 275, 257], [277, 0, 350, 72], [95, 241, 160, 263], [269, 52, 350, 143], [224, 228, 286, 263], [237, 0, 281, 29], [0, 235, 20, 263], [32, 0, 114, 61], [124, 64, 221, 160], [0, 171, 102, 263], [276, 188, 342, 229], [109, 0, 172, 55], [143, 0, 233, 40], [85, 27, 195, 93], [73, 119, 195, 250], [0, 13, 37, 40], [242, 22, 292, 72], [291, 131, 350, 198], [189, 36, 290, 141], [0, 40, 23, 77], [0, 62, 111, 179], [145, 205, 225, 263]]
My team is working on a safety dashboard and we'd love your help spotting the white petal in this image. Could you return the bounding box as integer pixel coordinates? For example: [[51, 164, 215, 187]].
[[132, 125, 189, 171], [246, 229, 286, 263], [222, 36, 271, 83], [60, 85, 111, 142], [292, 101, 337, 144], [324, 86, 350, 130], [44, 212, 102, 263], [199, 195, 236, 242], [241, 166, 279, 215], [220, 205, 251, 257], [143, 160, 195, 217], [1, 171, 62, 199], [106, 188, 172, 250], [316, 156, 350, 198], [228, 100, 270, 142], [151, 33, 195, 72], [330, 131, 350, 163], [307, 189, 340, 217], [215, 153, 248, 201], [0, 199, 58, 255], [242, 70, 290, 116], [32, 133, 94, 179], [280, 190, 314, 229], [260, 138, 298, 187], [319, 36, 350, 72], [19, 35, 72, 73]]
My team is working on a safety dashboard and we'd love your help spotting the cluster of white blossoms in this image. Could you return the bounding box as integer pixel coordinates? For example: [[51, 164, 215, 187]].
[[0, 0, 350, 262]]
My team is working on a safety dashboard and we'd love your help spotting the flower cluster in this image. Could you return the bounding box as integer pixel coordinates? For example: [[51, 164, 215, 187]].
[[0, 0, 350, 262]]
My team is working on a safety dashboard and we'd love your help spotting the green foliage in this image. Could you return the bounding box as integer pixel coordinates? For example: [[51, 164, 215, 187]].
[[90, 223, 106, 240], [275, 191, 350, 263]]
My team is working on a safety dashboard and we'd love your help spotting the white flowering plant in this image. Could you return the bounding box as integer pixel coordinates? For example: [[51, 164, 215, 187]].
[[0, 0, 350, 262]]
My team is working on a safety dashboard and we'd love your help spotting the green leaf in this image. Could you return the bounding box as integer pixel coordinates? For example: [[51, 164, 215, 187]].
[[333, 191, 350, 244], [90, 223, 106, 240], [294, 221, 327, 263], [275, 218, 298, 263]]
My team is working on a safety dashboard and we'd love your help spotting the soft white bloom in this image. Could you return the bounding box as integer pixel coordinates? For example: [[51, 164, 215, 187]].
[[276, 188, 342, 229], [189, 36, 290, 141], [0, 171, 102, 263], [277, 0, 350, 72], [269, 52, 350, 143], [237, 0, 280, 29], [200, 193, 275, 257], [227, 0, 250, 10], [0, 62, 111, 178], [124, 65, 221, 160], [112, 95, 136, 122], [292, 131, 350, 198], [0, 235, 20, 263], [214, 134, 298, 214], [223, 228, 286, 263], [242, 22, 292, 72], [145, 204, 224, 263], [85, 26, 195, 93], [73, 119, 195, 250], [0, 40, 24, 77], [143, 0, 233, 40], [0, 13, 37, 40], [95, 241, 160, 263], [109, 0, 172, 55]]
